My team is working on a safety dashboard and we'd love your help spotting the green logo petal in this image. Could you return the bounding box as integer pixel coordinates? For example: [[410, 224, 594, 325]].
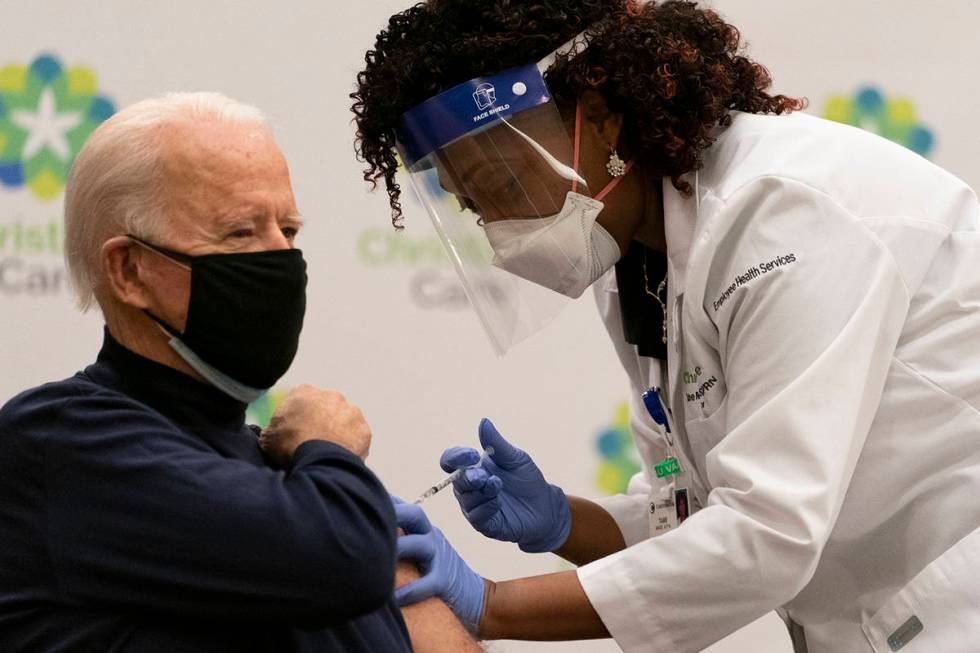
[[246, 389, 289, 429]]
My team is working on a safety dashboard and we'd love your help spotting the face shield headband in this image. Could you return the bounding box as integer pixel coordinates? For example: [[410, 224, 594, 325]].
[[396, 32, 593, 171]]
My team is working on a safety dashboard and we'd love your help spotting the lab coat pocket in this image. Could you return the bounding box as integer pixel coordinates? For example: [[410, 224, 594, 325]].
[[682, 395, 728, 480], [861, 526, 980, 652], [677, 400, 726, 502]]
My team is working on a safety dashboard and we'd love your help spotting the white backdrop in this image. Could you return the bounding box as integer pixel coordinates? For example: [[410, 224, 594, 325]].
[[2, 2, 978, 651]]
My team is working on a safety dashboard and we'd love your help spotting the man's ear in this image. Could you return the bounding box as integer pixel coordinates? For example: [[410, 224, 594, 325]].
[[101, 236, 152, 309], [578, 89, 624, 150]]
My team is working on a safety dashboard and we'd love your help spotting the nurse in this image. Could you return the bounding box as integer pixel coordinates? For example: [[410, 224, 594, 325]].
[[352, 2, 980, 651]]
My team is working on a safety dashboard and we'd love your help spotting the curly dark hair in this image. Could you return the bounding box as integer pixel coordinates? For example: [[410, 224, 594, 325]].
[[352, 0, 806, 228]]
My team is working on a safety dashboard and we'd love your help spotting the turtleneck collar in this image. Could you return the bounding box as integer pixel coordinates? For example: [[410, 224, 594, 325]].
[[82, 328, 251, 440]]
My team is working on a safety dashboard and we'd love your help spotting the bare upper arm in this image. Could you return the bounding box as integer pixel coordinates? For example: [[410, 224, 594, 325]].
[[396, 561, 484, 653]]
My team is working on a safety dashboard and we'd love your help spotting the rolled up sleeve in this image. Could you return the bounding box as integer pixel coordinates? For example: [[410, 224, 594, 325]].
[[44, 402, 397, 626]]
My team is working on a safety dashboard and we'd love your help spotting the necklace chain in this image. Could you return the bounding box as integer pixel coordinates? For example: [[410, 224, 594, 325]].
[[642, 251, 668, 345]]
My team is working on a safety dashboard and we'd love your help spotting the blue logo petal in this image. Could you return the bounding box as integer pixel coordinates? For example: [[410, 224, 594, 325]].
[[0, 161, 25, 186], [88, 96, 115, 123], [29, 54, 63, 84]]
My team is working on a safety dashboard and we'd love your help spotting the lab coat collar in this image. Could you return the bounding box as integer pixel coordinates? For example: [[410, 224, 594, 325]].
[[661, 173, 701, 296]]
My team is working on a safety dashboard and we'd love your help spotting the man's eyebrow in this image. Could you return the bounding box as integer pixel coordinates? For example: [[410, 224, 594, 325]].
[[217, 212, 261, 226], [283, 212, 305, 228], [219, 212, 304, 225]]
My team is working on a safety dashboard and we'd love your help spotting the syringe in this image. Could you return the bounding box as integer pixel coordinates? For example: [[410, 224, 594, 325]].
[[414, 446, 495, 504]]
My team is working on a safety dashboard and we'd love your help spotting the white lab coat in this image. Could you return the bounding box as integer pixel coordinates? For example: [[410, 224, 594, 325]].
[[577, 111, 980, 653]]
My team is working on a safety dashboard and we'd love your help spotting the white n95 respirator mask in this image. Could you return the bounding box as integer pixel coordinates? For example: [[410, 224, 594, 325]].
[[483, 192, 621, 299]]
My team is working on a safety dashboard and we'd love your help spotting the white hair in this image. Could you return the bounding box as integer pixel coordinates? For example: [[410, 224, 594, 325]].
[[63, 91, 271, 312]]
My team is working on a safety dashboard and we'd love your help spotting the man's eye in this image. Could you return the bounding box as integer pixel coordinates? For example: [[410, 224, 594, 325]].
[[281, 227, 299, 239], [229, 229, 254, 239]]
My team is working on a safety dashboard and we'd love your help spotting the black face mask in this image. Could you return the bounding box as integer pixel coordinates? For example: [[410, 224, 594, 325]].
[[129, 235, 307, 393]]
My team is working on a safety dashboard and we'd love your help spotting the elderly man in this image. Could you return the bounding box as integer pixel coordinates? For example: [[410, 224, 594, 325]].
[[0, 93, 476, 652]]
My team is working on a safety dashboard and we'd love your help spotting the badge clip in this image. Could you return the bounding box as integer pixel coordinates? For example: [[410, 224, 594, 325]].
[[643, 387, 682, 478], [654, 457, 681, 478]]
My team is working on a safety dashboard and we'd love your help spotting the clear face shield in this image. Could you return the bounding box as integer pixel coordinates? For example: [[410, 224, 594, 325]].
[[396, 34, 628, 355]]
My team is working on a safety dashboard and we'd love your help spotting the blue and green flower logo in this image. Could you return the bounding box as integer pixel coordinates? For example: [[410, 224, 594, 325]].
[[0, 54, 116, 201], [823, 86, 935, 158], [594, 403, 642, 495]]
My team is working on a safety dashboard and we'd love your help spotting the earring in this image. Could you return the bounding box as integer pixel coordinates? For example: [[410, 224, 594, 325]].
[[606, 148, 627, 177]]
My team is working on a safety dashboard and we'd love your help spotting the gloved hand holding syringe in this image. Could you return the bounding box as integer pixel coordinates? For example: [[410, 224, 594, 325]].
[[414, 446, 495, 504]]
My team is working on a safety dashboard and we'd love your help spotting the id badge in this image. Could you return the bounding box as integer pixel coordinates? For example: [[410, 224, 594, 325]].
[[674, 487, 690, 524], [648, 484, 691, 535], [649, 482, 679, 535]]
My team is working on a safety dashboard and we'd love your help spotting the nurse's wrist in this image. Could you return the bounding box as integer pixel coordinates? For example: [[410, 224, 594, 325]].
[[476, 578, 497, 640], [554, 496, 627, 566]]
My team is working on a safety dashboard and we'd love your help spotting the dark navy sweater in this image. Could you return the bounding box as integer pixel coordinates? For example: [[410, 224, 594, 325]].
[[0, 332, 412, 652]]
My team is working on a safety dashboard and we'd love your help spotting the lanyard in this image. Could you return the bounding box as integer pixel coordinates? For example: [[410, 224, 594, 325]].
[[642, 387, 682, 478]]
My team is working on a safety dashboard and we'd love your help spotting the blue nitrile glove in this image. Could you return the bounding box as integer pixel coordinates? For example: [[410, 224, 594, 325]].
[[440, 418, 571, 553], [393, 499, 485, 633]]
